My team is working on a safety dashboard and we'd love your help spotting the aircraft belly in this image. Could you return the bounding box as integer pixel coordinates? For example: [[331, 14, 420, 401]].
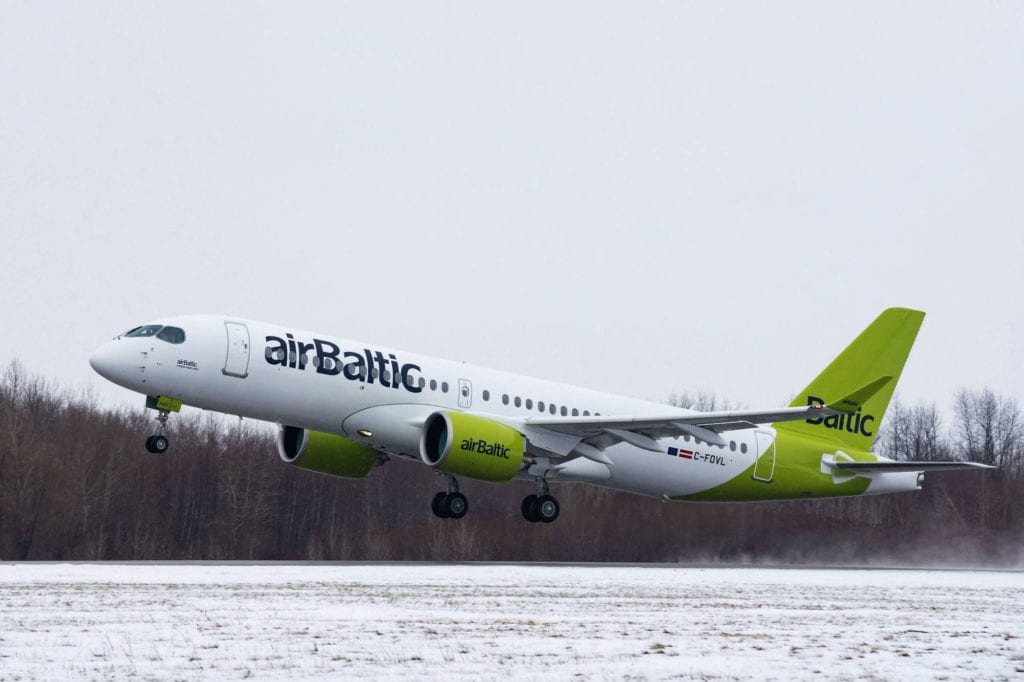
[[342, 403, 439, 457], [602, 440, 748, 498]]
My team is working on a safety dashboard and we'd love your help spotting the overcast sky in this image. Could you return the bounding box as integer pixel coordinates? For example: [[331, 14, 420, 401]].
[[1, 2, 1021, 417]]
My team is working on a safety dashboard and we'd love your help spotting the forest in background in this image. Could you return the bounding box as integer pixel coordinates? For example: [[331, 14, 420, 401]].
[[0, 361, 1021, 565]]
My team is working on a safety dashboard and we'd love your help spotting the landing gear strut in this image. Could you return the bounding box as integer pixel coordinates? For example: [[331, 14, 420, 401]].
[[145, 409, 171, 454], [431, 475, 468, 520], [522, 478, 560, 523]]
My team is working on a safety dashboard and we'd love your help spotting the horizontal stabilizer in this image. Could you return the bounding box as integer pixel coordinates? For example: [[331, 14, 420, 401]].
[[834, 461, 994, 473]]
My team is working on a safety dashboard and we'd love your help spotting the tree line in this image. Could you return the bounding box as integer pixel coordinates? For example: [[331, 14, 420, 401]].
[[0, 360, 1021, 565]]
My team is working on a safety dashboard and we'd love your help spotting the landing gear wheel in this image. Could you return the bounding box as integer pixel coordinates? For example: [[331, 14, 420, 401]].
[[536, 495, 559, 523], [145, 435, 169, 454], [431, 492, 450, 518], [521, 495, 541, 523], [444, 492, 468, 519]]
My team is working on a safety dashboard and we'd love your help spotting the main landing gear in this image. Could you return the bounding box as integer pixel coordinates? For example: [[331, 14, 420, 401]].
[[521, 478, 559, 524], [431, 475, 468, 520], [428, 476, 560, 523], [144, 408, 171, 454]]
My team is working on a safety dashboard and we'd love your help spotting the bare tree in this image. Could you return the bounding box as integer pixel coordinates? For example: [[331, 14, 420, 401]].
[[0, 359, 1020, 565], [668, 390, 742, 412], [878, 397, 910, 460], [953, 388, 1022, 469], [907, 402, 947, 462]]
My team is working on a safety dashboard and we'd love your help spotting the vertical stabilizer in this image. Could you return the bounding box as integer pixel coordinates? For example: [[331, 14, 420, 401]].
[[775, 307, 925, 451]]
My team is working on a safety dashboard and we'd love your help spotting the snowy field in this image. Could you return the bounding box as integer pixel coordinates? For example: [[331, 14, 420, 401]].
[[0, 564, 1022, 680]]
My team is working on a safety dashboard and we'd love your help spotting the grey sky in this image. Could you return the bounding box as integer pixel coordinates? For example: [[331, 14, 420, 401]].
[[1, 2, 1021, 416]]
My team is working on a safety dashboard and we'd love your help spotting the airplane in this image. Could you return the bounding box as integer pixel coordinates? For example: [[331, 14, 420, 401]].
[[88, 307, 991, 523]]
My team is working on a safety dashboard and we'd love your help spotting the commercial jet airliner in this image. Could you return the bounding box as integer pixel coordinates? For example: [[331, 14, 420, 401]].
[[89, 308, 990, 523]]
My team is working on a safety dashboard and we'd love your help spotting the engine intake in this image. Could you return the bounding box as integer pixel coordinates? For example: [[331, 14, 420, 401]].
[[419, 411, 525, 482]]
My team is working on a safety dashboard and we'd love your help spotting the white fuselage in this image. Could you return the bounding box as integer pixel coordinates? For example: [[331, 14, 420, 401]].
[[90, 314, 766, 498]]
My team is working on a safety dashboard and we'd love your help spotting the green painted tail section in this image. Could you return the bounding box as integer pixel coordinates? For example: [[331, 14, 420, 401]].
[[775, 307, 925, 451]]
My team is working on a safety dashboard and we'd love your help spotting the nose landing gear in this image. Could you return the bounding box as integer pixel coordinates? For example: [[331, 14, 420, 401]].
[[143, 396, 181, 454], [144, 408, 171, 453], [431, 475, 468, 519], [145, 432, 170, 454]]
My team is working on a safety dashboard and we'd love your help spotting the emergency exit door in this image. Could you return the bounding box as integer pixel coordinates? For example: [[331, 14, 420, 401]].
[[458, 378, 472, 408]]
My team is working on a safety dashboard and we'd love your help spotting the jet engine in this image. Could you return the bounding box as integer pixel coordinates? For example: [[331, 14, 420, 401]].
[[277, 425, 382, 479], [419, 411, 526, 482]]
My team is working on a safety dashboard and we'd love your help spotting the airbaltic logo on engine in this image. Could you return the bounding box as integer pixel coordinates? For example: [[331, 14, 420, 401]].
[[264, 334, 422, 393], [805, 395, 875, 437], [460, 438, 511, 459]]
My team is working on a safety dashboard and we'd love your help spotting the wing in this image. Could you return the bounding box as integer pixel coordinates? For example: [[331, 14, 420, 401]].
[[506, 379, 891, 466], [526, 403, 834, 454], [525, 377, 891, 455]]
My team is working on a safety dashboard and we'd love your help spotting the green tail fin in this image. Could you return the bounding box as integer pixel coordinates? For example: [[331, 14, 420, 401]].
[[775, 307, 925, 451]]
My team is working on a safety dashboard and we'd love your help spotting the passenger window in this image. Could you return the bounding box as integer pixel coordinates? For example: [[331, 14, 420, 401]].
[[514, 397, 522, 407], [583, 410, 590, 416], [538, 401, 544, 412], [550, 403, 557, 414], [561, 406, 568, 416], [441, 382, 449, 393], [526, 399, 533, 409], [429, 379, 437, 391], [482, 390, 490, 401], [741, 443, 748, 454], [125, 325, 162, 338], [502, 394, 509, 405], [156, 327, 186, 344], [571, 408, 579, 416], [418, 377, 426, 389], [730, 441, 736, 451]]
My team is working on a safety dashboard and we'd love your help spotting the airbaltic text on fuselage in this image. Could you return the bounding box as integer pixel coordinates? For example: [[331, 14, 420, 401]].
[[264, 334, 422, 392]]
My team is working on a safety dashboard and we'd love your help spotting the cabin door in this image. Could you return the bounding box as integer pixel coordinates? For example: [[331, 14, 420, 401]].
[[752, 430, 776, 482], [223, 322, 251, 378]]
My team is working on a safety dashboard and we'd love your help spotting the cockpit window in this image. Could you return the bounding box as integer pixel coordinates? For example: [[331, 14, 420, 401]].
[[125, 325, 163, 338], [156, 326, 186, 344]]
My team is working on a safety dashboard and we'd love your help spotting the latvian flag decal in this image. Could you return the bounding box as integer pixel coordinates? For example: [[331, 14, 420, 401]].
[[667, 447, 694, 459]]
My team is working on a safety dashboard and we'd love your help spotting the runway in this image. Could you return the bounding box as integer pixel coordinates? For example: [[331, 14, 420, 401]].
[[1, 563, 1021, 679]]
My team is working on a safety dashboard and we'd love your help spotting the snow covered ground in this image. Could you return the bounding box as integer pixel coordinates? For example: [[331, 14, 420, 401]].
[[0, 563, 1021, 680]]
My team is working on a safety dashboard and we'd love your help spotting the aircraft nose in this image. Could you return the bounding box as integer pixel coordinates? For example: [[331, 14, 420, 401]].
[[89, 340, 124, 382]]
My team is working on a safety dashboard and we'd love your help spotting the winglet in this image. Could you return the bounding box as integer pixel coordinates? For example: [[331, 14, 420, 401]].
[[828, 376, 893, 415]]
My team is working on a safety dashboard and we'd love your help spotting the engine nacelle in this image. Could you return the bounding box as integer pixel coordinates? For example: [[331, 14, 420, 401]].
[[419, 411, 526, 482], [277, 425, 381, 479]]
